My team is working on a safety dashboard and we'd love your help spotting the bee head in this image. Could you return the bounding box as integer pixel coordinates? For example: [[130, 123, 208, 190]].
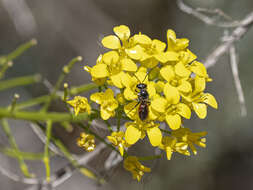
[[136, 83, 147, 90]]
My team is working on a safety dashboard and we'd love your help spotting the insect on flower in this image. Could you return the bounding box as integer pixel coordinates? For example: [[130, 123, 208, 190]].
[[127, 72, 150, 121]]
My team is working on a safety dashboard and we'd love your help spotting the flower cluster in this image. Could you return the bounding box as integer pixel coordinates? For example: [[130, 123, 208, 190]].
[[77, 132, 96, 152], [123, 156, 151, 182], [67, 25, 218, 181]]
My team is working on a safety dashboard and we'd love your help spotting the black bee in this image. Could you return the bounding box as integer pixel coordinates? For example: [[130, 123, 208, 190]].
[[127, 73, 150, 121], [136, 83, 149, 121]]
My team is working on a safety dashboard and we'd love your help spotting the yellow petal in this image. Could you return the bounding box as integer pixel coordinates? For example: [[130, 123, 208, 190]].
[[151, 97, 167, 113], [177, 80, 192, 93], [96, 54, 103, 64], [148, 66, 160, 79], [195, 76, 206, 92], [165, 114, 181, 130], [203, 93, 218, 109], [103, 51, 119, 65], [124, 102, 138, 119], [192, 103, 207, 119], [110, 73, 124, 88], [147, 82, 156, 98], [175, 62, 191, 78], [160, 65, 175, 82], [125, 45, 145, 60], [176, 38, 189, 50], [125, 126, 141, 145], [177, 103, 191, 119], [155, 81, 165, 93], [152, 39, 166, 52], [191, 61, 207, 77], [83, 65, 91, 73], [121, 58, 137, 72], [101, 35, 121, 49], [118, 144, 125, 156], [154, 51, 179, 63], [101, 109, 113, 120], [104, 88, 114, 99], [90, 92, 102, 104], [165, 146, 173, 160], [90, 64, 109, 78], [133, 34, 152, 45], [113, 25, 130, 40], [148, 107, 159, 120], [122, 73, 135, 87], [135, 68, 148, 83], [167, 29, 176, 42], [186, 49, 197, 63], [107, 136, 117, 145], [164, 83, 180, 104], [147, 127, 162, 147], [142, 58, 158, 68], [124, 87, 137, 100]]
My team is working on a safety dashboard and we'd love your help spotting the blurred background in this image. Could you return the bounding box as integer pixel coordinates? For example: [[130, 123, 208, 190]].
[[0, 0, 253, 189]]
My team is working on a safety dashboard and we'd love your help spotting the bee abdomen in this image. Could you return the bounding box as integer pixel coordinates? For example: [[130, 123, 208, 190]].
[[138, 102, 148, 121]]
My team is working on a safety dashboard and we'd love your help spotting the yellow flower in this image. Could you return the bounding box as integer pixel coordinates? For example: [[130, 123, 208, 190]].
[[123, 67, 156, 102], [123, 156, 151, 181], [107, 131, 130, 156], [83, 55, 107, 85], [124, 121, 162, 147], [67, 96, 91, 116], [102, 25, 146, 62], [77, 132, 96, 152], [171, 128, 207, 155], [159, 136, 190, 160], [181, 76, 218, 119], [138, 39, 179, 68], [151, 97, 191, 130], [190, 61, 212, 81], [90, 88, 118, 120], [166, 29, 189, 52], [160, 65, 192, 103]]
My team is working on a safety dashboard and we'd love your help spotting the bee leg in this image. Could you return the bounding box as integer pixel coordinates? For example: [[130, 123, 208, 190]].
[[126, 102, 140, 116]]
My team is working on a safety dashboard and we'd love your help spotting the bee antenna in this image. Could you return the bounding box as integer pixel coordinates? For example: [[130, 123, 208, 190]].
[[133, 74, 142, 83], [142, 67, 155, 83], [142, 72, 149, 83]]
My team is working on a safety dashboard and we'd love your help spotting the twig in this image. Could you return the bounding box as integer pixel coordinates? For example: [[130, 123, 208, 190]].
[[30, 123, 63, 156], [204, 11, 253, 68], [0, 164, 40, 185], [104, 151, 122, 171], [229, 44, 247, 116], [176, 0, 241, 27]]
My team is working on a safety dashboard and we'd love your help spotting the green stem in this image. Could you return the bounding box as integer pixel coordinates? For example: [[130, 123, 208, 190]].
[[0, 119, 33, 177], [43, 120, 52, 182], [138, 154, 162, 161], [160, 128, 172, 135], [6, 39, 37, 62], [0, 146, 52, 160], [16, 95, 50, 110], [104, 120, 113, 132], [0, 74, 41, 91], [15, 83, 97, 111], [52, 135, 99, 181], [69, 83, 97, 95], [41, 57, 82, 112], [0, 61, 12, 79], [0, 107, 89, 122], [117, 108, 122, 131]]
